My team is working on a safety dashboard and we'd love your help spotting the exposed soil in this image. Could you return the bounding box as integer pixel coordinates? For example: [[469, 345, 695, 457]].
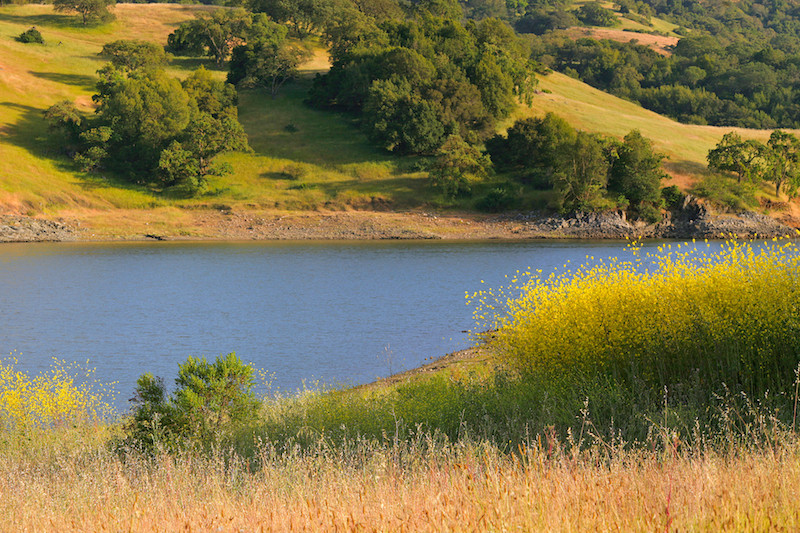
[[3, 197, 798, 243], [563, 27, 679, 55]]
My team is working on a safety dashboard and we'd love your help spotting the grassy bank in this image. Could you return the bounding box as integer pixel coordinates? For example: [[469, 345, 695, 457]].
[[3, 239, 800, 528]]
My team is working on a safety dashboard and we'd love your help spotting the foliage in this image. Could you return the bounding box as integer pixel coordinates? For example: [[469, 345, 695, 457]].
[[706, 130, 800, 199], [486, 112, 574, 187], [53, 0, 115, 25], [607, 130, 666, 221], [46, 61, 250, 195], [44, 99, 83, 150], [475, 184, 519, 211], [552, 131, 610, 212], [124, 353, 260, 451], [311, 12, 536, 154], [575, 1, 617, 27], [515, 8, 575, 35], [250, 0, 338, 37], [707, 132, 765, 183], [227, 29, 311, 97], [15, 26, 43, 44], [100, 40, 167, 71], [765, 130, 800, 198], [690, 174, 758, 211], [487, 114, 664, 218], [166, 9, 281, 66], [428, 134, 491, 198], [660, 184, 684, 209]]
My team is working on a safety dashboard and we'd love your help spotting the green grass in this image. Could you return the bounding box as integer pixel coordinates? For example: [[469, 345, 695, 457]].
[[0, 3, 792, 235], [0, 4, 432, 226]]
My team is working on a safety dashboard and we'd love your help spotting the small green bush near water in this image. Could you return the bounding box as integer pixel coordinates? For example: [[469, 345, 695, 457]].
[[16, 27, 44, 44], [123, 353, 259, 452]]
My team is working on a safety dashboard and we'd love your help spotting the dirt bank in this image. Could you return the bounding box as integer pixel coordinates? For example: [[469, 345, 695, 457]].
[[3, 200, 797, 243]]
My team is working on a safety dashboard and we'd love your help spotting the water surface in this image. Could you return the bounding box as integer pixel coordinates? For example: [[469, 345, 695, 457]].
[[0, 239, 668, 409]]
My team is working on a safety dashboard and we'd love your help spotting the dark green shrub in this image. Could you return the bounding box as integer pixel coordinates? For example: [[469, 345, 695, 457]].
[[123, 353, 260, 452], [16, 27, 43, 44], [475, 186, 518, 212], [661, 185, 684, 209]]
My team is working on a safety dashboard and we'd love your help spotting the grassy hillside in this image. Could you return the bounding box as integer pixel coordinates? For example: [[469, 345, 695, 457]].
[[517, 71, 790, 194], [0, 3, 792, 237], [0, 4, 431, 236]]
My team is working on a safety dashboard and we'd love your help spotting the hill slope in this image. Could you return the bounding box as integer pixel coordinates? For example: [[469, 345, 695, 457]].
[[0, 4, 793, 238]]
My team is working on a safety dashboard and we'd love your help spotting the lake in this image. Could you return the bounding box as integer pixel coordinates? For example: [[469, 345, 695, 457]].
[[0, 239, 670, 410]]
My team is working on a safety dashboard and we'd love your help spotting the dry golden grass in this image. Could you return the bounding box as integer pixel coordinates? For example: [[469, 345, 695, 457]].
[[2, 435, 800, 532]]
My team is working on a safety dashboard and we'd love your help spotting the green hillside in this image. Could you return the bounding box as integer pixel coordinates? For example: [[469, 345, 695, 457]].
[[0, 3, 790, 237]]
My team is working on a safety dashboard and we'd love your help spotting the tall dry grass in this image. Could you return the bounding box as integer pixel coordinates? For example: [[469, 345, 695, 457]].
[[2, 433, 800, 531]]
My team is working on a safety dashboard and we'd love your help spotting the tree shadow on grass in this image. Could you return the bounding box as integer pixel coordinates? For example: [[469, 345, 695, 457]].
[[664, 160, 708, 177], [0, 11, 90, 30], [0, 101, 160, 199], [30, 71, 98, 92], [169, 56, 224, 72], [311, 176, 429, 208]]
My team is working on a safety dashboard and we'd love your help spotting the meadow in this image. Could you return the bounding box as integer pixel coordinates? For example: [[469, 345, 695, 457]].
[[3, 238, 800, 530]]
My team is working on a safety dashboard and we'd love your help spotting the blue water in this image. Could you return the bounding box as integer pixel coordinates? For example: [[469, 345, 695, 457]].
[[0, 239, 672, 410]]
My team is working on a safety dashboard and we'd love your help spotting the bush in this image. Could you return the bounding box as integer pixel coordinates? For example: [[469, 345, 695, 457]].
[[476, 238, 800, 432], [661, 185, 684, 209], [690, 174, 758, 211], [475, 186, 518, 212], [123, 353, 260, 452], [16, 27, 43, 44]]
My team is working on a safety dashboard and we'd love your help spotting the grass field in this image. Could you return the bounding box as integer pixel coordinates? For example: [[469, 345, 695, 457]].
[[0, 3, 793, 237]]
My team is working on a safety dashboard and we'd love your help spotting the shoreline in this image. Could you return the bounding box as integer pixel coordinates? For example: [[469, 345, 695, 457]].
[[1, 201, 798, 243]]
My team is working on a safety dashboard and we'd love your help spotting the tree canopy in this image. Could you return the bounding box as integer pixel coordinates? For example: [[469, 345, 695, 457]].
[[46, 50, 250, 196], [53, 0, 114, 25], [310, 10, 536, 155]]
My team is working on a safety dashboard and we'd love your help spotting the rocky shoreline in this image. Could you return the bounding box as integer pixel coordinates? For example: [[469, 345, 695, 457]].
[[0, 216, 77, 243], [1, 197, 796, 243]]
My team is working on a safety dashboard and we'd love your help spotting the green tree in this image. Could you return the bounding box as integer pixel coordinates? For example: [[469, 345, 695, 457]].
[[249, 0, 336, 37], [100, 40, 168, 71], [166, 9, 265, 66], [576, 1, 617, 26], [227, 38, 311, 97], [608, 130, 666, 221], [59, 66, 250, 194], [365, 78, 446, 154], [553, 132, 610, 211], [97, 69, 192, 176], [44, 100, 83, 150], [16, 27, 43, 44], [485, 113, 576, 186], [765, 130, 800, 198], [53, 0, 114, 25], [124, 353, 260, 451], [707, 132, 766, 183], [429, 134, 491, 198]]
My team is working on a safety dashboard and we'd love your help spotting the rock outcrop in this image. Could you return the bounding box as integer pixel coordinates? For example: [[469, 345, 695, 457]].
[[501, 196, 794, 240], [0, 216, 77, 242]]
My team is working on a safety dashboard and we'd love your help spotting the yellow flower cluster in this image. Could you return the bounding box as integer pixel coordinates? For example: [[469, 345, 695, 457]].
[[471, 235, 800, 394], [0, 354, 116, 430]]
